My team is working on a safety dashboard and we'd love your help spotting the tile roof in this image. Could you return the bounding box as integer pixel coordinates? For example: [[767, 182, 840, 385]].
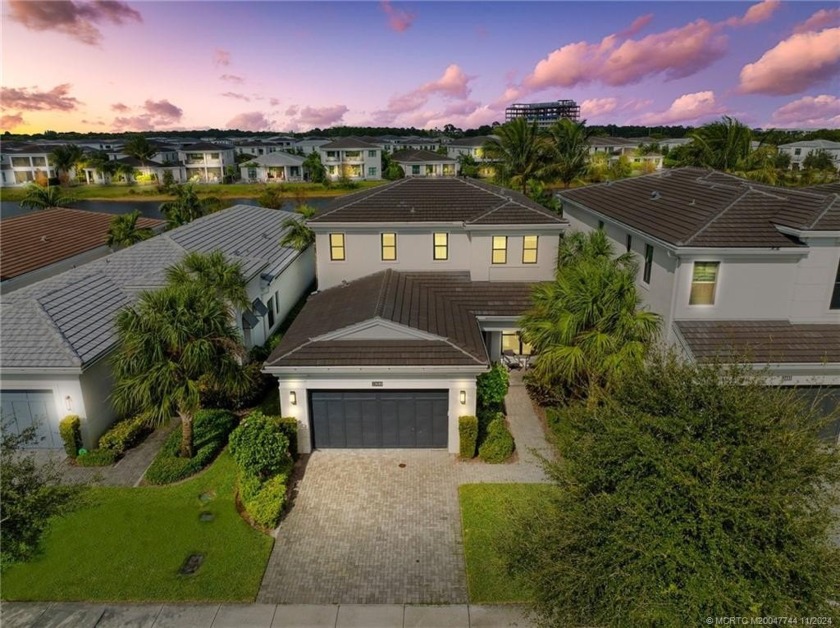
[[320, 137, 380, 150], [1, 205, 305, 371], [779, 140, 840, 150], [559, 167, 840, 247], [266, 270, 536, 368], [246, 153, 306, 167], [311, 177, 567, 225], [391, 149, 455, 164], [1, 208, 163, 281], [447, 136, 494, 147], [181, 142, 233, 151], [675, 320, 840, 364]]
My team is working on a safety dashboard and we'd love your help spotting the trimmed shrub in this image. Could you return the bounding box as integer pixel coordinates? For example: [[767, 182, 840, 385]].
[[199, 362, 273, 411], [144, 409, 236, 485], [98, 414, 152, 455], [243, 473, 288, 529], [276, 417, 299, 460], [478, 417, 515, 463], [58, 415, 82, 458], [459, 415, 478, 459], [229, 411, 291, 480], [477, 363, 509, 412], [75, 449, 117, 467]]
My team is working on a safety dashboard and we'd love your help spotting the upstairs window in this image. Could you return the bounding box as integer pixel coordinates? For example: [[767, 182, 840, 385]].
[[381, 233, 397, 261], [433, 233, 448, 260], [368, 150, 377, 157], [492, 236, 508, 264], [831, 260, 840, 310], [329, 233, 345, 261], [523, 235, 538, 264], [268, 296, 276, 328], [689, 262, 720, 305], [643, 244, 654, 284]]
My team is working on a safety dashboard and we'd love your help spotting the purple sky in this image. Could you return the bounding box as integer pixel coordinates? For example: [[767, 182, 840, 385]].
[[2, 1, 839, 134]]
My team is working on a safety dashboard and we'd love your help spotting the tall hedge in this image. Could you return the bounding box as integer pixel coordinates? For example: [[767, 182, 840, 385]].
[[58, 415, 82, 458], [458, 415, 478, 459]]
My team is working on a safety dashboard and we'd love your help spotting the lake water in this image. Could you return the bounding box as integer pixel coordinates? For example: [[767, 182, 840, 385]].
[[0, 197, 332, 220]]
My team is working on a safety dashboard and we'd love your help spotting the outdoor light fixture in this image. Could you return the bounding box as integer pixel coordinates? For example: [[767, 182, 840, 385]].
[[64, 395, 73, 411], [459, 390, 466, 405], [289, 391, 297, 406]]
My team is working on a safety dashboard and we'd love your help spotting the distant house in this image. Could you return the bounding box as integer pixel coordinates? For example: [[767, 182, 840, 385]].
[[317, 138, 382, 181], [178, 142, 236, 183], [0, 208, 163, 293], [391, 149, 458, 177], [241, 152, 307, 183], [445, 136, 497, 176], [0, 205, 316, 450], [1, 143, 59, 187], [295, 138, 331, 154], [778, 140, 840, 171]]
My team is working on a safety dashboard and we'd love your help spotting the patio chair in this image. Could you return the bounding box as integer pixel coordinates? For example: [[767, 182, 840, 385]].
[[502, 350, 521, 370]]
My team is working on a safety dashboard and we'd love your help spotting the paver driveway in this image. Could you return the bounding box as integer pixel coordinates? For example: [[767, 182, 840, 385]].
[[258, 450, 468, 605]]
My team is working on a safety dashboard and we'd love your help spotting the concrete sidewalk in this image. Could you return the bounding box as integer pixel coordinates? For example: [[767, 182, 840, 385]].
[[0, 602, 534, 627]]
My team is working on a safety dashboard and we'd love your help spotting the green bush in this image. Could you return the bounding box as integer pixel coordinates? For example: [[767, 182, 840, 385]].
[[477, 363, 509, 412], [478, 417, 515, 463], [97, 414, 152, 454], [243, 473, 288, 529], [58, 415, 82, 458], [459, 415, 478, 459], [199, 362, 272, 411], [276, 417, 299, 460], [144, 409, 236, 485], [229, 411, 291, 480], [75, 449, 117, 467]]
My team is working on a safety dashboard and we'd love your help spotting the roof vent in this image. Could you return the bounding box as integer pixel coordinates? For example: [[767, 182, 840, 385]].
[[689, 199, 696, 206], [40, 235, 49, 242], [650, 191, 660, 200]]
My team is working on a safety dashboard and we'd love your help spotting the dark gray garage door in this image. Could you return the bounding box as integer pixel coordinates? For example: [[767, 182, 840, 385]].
[[1, 390, 62, 449], [310, 390, 448, 448]]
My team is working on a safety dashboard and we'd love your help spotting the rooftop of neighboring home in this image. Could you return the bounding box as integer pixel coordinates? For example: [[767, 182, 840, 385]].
[[0, 208, 163, 282], [391, 149, 455, 164], [559, 167, 840, 248], [778, 139, 840, 150], [319, 137, 381, 150], [180, 141, 234, 151], [265, 270, 535, 369], [1, 205, 304, 372], [245, 152, 306, 167], [311, 177, 567, 225], [446, 136, 494, 148]]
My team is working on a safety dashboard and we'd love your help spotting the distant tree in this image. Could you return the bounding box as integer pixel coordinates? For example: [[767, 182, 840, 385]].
[[280, 204, 316, 251], [526, 180, 560, 212], [545, 118, 592, 188], [107, 210, 154, 248], [482, 117, 547, 194], [159, 184, 216, 228], [690, 116, 754, 171], [303, 151, 327, 183], [608, 155, 632, 180], [457, 153, 479, 178], [85, 150, 118, 183], [165, 250, 250, 311], [19, 184, 75, 210], [803, 149, 837, 173], [123, 135, 156, 168], [258, 186, 285, 209], [49, 143, 85, 184]]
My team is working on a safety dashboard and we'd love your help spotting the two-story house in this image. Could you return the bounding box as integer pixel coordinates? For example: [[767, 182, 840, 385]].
[[317, 138, 382, 181], [241, 152, 306, 183], [391, 149, 458, 177], [264, 177, 567, 454], [1, 143, 59, 186], [445, 136, 497, 177], [557, 168, 840, 393], [778, 140, 840, 172], [178, 142, 236, 183]]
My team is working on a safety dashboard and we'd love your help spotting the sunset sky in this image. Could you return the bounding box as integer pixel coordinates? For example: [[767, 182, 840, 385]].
[[2, 0, 839, 134]]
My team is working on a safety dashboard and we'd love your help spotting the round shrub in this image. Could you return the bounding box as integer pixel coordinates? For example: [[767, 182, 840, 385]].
[[244, 473, 288, 529], [229, 411, 291, 480], [478, 417, 515, 463]]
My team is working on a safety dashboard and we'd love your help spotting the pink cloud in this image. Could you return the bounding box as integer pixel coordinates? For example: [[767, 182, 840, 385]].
[[7, 0, 141, 46], [269, 98, 280, 107], [380, 64, 474, 119], [111, 102, 129, 112], [112, 99, 183, 131], [1, 83, 81, 111], [227, 112, 273, 131], [580, 97, 619, 118], [793, 8, 840, 34], [633, 91, 726, 125], [739, 27, 840, 95], [380, 0, 415, 33], [769, 94, 840, 128], [221, 92, 250, 102], [403, 103, 500, 131], [285, 105, 299, 117], [213, 48, 231, 66], [1, 113, 25, 130], [725, 0, 781, 27], [220, 74, 244, 84], [617, 13, 653, 38], [143, 99, 182, 121], [287, 105, 349, 131]]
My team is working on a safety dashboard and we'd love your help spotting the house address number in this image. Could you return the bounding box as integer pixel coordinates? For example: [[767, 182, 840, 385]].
[[371, 381, 383, 387]]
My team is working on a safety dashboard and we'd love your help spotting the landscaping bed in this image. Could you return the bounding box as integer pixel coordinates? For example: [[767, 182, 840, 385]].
[[0, 452, 273, 602]]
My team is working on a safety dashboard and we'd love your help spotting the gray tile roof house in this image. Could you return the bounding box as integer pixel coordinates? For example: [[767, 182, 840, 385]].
[[319, 137, 380, 150], [391, 149, 456, 164], [1, 205, 305, 371]]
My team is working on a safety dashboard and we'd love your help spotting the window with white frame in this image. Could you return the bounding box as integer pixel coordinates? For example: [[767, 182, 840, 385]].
[[689, 262, 720, 305]]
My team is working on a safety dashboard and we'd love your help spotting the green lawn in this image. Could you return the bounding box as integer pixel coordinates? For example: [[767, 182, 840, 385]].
[[1, 452, 273, 602], [459, 483, 559, 604]]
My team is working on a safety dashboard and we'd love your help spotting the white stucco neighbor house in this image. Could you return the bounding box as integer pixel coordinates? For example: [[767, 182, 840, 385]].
[[241, 152, 307, 183], [777, 139, 840, 172], [391, 149, 458, 178], [264, 177, 568, 454], [317, 138, 382, 181], [0, 205, 315, 450], [557, 168, 840, 436]]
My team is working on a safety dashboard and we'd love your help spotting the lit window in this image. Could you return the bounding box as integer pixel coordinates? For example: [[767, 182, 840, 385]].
[[689, 262, 719, 305], [329, 233, 345, 261], [492, 236, 508, 264], [502, 330, 533, 356], [433, 233, 448, 260], [381, 233, 397, 261], [643, 244, 654, 284], [523, 235, 538, 264]]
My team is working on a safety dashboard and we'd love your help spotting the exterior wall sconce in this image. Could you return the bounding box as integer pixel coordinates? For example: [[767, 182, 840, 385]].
[[289, 391, 297, 406], [459, 390, 466, 405], [64, 395, 73, 411]]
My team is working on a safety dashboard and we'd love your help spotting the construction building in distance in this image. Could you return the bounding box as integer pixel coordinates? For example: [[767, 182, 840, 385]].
[[505, 99, 581, 129]]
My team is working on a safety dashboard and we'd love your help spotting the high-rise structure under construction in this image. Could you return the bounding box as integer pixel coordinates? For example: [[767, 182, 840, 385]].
[[504, 100, 581, 129]]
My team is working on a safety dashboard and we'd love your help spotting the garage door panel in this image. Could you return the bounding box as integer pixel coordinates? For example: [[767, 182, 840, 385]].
[[1, 391, 61, 449], [343, 399, 365, 448], [379, 399, 401, 447]]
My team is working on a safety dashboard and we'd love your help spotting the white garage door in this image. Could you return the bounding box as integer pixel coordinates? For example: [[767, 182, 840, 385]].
[[1, 390, 62, 449]]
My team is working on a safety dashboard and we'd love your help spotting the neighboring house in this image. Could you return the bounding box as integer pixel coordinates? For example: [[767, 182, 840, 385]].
[[264, 177, 568, 454], [0, 205, 316, 450], [83, 156, 188, 185], [388, 137, 442, 153], [557, 167, 840, 390], [318, 138, 382, 181], [778, 140, 840, 172], [1, 143, 59, 186], [445, 136, 497, 176], [241, 152, 306, 183], [0, 208, 163, 293], [295, 137, 331, 155], [178, 142, 236, 183], [234, 138, 297, 157], [391, 149, 458, 177]]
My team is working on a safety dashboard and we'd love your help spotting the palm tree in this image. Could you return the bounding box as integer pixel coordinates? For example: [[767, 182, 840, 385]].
[[482, 117, 548, 194], [545, 118, 592, 188], [19, 184, 75, 210], [123, 135, 156, 168], [84, 150, 118, 184], [690, 116, 753, 171], [49, 144, 85, 185], [520, 230, 661, 404], [159, 184, 213, 228], [165, 250, 250, 311], [111, 283, 249, 458], [280, 204, 316, 251], [107, 211, 154, 248]]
